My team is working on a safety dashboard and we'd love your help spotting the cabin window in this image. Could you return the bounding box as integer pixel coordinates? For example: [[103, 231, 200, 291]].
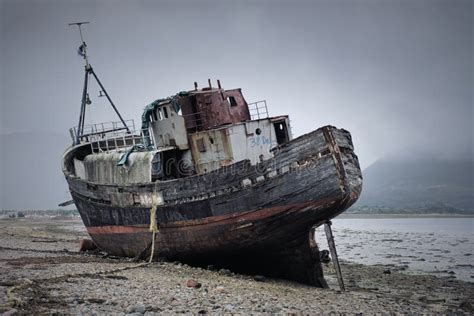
[[228, 96, 238, 107], [255, 128, 262, 135], [152, 155, 162, 174], [196, 138, 206, 152], [158, 108, 163, 120], [162, 106, 169, 118], [274, 121, 289, 145], [132, 193, 141, 206], [152, 110, 158, 121]]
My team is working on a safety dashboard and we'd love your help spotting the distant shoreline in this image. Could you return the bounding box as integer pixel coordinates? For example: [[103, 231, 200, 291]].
[[340, 213, 474, 219]]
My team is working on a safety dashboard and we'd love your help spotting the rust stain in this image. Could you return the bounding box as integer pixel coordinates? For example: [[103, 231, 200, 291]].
[[180, 85, 250, 132], [86, 195, 345, 235], [87, 225, 149, 235], [189, 127, 235, 174]]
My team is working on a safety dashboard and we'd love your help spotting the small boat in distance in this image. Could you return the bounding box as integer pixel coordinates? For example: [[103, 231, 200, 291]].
[[62, 24, 362, 287]]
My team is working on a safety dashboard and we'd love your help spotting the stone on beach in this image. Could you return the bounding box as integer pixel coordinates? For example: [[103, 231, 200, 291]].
[[186, 279, 202, 288]]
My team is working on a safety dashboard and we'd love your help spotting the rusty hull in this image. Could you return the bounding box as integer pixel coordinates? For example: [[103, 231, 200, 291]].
[[63, 126, 362, 286]]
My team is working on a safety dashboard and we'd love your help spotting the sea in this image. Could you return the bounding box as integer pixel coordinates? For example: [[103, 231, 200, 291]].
[[315, 217, 474, 282]]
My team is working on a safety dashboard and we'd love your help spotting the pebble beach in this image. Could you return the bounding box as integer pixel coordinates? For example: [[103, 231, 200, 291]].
[[0, 216, 473, 315]]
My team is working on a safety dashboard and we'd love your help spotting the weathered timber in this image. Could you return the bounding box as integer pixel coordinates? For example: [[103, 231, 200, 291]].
[[63, 125, 362, 286]]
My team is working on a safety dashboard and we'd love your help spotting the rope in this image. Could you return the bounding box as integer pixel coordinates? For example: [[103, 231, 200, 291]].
[[149, 205, 158, 233], [149, 205, 157, 263], [0, 279, 33, 308], [148, 182, 160, 263]]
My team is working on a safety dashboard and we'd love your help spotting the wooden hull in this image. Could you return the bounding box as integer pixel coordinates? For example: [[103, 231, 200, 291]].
[[63, 125, 363, 285]]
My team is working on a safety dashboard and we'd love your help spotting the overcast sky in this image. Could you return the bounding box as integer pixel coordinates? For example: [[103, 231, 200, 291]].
[[1, 0, 472, 209]]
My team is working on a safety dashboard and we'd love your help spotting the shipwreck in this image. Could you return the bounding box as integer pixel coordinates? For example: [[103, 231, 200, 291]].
[[62, 23, 362, 288]]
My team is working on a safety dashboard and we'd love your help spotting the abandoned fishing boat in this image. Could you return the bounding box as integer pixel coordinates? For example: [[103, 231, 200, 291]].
[[62, 24, 362, 287]]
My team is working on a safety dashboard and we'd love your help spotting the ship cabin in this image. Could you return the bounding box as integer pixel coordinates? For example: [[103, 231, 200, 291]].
[[147, 80, 292, 180], [71, 80, 292, 184]]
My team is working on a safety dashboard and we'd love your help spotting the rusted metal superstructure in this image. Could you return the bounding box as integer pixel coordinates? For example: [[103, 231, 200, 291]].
[[64, 23, 362, 287]]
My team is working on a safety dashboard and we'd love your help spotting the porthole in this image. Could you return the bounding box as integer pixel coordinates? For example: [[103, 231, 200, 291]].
[[255, 128, 262, 135]]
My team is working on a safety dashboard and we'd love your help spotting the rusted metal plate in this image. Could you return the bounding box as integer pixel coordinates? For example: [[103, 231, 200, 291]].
[[180, 86, 250, 131], [189, 128, 234, 174]]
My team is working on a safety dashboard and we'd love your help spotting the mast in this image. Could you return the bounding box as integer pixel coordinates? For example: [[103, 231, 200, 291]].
[[68, 22, 130, 145]]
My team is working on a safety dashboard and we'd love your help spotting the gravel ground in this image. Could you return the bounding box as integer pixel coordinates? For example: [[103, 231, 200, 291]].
[[0, 217, 473, 315]]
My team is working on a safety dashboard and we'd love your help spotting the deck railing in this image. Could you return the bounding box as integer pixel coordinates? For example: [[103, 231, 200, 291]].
[[69, 120, 136, 143], [69, 119, 154, 153]]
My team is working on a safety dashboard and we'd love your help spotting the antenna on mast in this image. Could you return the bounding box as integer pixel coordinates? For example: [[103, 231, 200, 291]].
[[68, 21, 90, 68], [68, 22, 130, 145]]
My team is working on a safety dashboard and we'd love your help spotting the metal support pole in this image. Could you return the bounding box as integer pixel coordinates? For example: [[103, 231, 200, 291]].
[[79, 73, 88, 135], [76, 68, 90, 144], [324, 221, 345, 291], [90, 68, 130, 133]]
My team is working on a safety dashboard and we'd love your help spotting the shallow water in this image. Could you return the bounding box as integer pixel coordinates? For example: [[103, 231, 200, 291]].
[[315, 217, 474, 282]]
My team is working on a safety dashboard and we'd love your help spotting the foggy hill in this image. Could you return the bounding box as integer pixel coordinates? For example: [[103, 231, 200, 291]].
[[351, 155, 474, 214], [0, 131, 72, 210]]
